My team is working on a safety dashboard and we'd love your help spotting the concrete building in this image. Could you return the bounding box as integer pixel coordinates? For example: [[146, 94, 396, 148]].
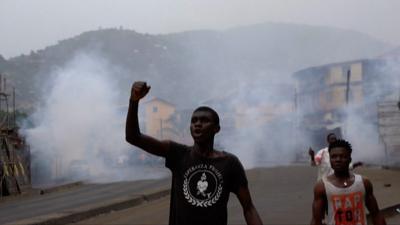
[[293, 50, 400, 165]]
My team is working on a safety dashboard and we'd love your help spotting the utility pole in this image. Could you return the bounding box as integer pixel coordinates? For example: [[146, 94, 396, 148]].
[[342, 69, 352, 138], [345, 69, 351, 105]]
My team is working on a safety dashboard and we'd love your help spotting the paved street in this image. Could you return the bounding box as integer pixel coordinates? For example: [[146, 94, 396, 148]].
[[0, 178, 171, 225], [387, 214, 400, 225], [1, 165, 399, 225], [72, 165, 400, 225]]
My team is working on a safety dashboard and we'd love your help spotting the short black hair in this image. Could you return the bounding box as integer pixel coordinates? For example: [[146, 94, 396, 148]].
[[193, 106, 220, 126], [328, 139, 352, 154], [326, 133, 336, 141]]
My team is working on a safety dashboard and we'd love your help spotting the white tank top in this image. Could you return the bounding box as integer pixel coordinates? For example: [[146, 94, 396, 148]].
[[323, 174, 367, 225]]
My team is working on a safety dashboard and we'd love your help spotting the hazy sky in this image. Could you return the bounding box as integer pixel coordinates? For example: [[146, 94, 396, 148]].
[[1, 0, 399, 58]]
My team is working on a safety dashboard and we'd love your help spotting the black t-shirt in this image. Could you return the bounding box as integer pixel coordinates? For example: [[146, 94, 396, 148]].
[[165, 142, 248, 225]]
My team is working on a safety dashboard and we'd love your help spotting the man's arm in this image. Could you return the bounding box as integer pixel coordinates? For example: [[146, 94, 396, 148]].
[[363, 178, 386, 225], [236, 186, 263, 225], [309, 147, 316, 166], [311, 181, 326, 225], [125, 81, 170, 157]]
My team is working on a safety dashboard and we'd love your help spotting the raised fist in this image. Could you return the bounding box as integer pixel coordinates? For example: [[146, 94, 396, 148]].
[[131, 81, 151, 101]]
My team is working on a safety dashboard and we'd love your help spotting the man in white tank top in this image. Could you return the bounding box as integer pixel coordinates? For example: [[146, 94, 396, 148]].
[[311, 139, 386, 225]]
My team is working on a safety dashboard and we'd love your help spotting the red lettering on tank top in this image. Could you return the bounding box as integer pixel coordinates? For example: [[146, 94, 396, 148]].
[[331, 192, 365, 225]]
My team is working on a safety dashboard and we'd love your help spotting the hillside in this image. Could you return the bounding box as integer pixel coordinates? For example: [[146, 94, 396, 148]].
[[0, 23, 393, 109]]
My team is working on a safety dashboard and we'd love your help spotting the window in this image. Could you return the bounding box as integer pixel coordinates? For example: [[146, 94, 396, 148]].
[[153, 106, 158, 113]]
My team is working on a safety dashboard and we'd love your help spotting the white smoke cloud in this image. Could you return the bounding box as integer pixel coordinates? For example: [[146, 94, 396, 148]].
[[342, 105, 386, 164], [21, 47, 400, 187], [342, 57, 400, 165], [208, 73, 303, 168], [23, 52, 168, 186]]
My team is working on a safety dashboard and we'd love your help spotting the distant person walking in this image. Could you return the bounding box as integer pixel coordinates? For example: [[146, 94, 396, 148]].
[[309, 133, 362, 180], [311, 139, 386, 225], [125, 81, 263, 225]]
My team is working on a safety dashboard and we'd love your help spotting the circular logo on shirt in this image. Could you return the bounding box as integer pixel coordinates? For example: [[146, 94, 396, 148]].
[[183, 164, 223, 207]]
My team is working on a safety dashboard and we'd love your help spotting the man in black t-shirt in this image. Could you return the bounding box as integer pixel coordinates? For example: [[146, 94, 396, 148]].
[[126, 81, 263, 225]]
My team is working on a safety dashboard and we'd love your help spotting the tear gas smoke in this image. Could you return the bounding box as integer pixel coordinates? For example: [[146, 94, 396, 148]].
[[23, 52, 168, 186], [209, 75, 302, 168], [22, 48, 399, 186], [336, 58, 400, 165]]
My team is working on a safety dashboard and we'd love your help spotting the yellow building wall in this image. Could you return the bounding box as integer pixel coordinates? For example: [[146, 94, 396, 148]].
[[326, 63, 363, 85], [351, 85, 363, 103], [331, 86, 347, 108], [144, 100, 176, 139], [321, 63, 364, 111], [349, 63, 364, 104], [326, 66, 345, 85], [350, 63, 363, 82]]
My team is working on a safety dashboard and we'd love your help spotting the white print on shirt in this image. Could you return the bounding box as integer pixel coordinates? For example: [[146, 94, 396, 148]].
[[197, 173, 210, 197], [183, 164, 223, 207]]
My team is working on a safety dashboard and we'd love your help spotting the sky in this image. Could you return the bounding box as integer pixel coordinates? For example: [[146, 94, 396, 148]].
[[1, 0, 400, 58]]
